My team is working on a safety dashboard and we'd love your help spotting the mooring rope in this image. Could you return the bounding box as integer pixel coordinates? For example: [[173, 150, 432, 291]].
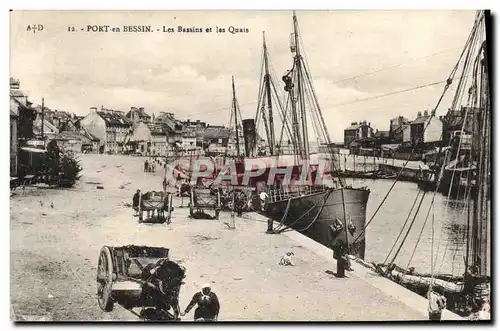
[[295, 189, 333, 232], [271, 197, 292, 233]]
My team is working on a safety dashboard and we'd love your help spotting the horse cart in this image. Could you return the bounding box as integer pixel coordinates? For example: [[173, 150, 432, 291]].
[[137, 191, 174, 224], [189, 186, 221, 219], [96, 245, 186, 321]]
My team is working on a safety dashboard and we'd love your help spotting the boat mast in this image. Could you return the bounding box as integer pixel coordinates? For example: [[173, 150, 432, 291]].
[[263, 32, 276, 155], [292, 11, 310, 160], [232, 76, 241, 158], [475, 39, 489, 277]]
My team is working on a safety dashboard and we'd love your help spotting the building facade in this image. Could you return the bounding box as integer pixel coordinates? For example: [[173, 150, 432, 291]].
[[409, 111, 443, 145], [343, 121, 374, 148], [80, 107, 132, 154]]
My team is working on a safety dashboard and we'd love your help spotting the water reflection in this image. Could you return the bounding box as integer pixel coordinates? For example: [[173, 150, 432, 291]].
[[346, 178, 487, 275]]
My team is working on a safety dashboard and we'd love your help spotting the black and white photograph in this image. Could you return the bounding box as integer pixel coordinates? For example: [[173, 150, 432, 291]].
[[8, 8, 491, 322]]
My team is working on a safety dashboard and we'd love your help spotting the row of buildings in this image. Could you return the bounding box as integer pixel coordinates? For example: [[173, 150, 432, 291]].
[[343, 109, 474, 151], [78, 107, 247, 156], [9, 78, 251, 176]]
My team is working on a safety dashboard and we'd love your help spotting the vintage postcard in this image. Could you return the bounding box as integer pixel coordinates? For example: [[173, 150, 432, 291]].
[[9, 9, 491, 322]]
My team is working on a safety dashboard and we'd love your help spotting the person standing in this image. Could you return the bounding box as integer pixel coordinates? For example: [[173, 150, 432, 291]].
[[259, 191, 269, 212], [132, 189, 141, 216], [332, 240, 352, 277], [427, 289, 447, 321]]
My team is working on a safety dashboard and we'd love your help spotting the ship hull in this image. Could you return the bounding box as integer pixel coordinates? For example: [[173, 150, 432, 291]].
[[263, 187, 370, 260], [438, 167, 478, 198]]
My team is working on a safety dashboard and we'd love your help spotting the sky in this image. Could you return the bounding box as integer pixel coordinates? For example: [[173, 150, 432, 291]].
[[10, 10, 478, 142]]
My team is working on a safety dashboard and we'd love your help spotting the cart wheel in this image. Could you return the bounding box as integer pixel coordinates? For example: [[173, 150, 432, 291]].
[[97, 246, 115, 312]]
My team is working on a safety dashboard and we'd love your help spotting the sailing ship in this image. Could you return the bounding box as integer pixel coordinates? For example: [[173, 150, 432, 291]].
[[239, 12, 371, 259], [369, 10, 490, 318]]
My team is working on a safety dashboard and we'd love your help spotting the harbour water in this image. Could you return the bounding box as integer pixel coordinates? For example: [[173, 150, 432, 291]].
[[346, 178, 490, 276]]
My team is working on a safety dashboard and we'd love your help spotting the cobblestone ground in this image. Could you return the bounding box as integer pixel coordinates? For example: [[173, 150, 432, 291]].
[[10, 154, 425, 321]]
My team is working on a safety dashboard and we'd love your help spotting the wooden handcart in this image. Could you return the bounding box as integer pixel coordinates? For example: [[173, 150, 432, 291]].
[[96, 245, 186, 321], [137, 191, 174, 224], [189, 187, 221, 219]]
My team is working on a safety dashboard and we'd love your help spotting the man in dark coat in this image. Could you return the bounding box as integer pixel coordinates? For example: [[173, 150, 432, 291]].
[[132, 189, 141, 216], [181, 284, 220, 321]]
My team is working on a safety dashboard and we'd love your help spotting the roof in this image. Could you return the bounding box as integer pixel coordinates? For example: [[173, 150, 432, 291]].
[[374, 130, 390, 138], [97, 111, 132, 127], [79, 127, 100, 141], [344, 122, 371, 131], [11, 95, 35, 112], [203, 126, 231, 140], [411, 115, 430, 125], [148, 123, 168, 136], [393, 124, 410, 134], [344, 124, 361, 131], [55, 130, 92, 143], [126, 108, 151, 119], [10, 89, 25, 98]]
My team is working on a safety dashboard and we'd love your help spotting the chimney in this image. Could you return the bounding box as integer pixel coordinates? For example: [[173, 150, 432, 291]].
[[417, 111, 422, 117], [424, 110, 429, 116]]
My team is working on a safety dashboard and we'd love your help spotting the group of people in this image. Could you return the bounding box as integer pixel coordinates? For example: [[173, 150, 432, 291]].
[[144, 159, 157, 173]]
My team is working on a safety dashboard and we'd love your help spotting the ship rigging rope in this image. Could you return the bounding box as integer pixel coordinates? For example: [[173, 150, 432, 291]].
[[401, 147, 455, 270], [382, 190, 422, 266], [271, 79, 295, 150], [435, 187, 473, 295], [430, 26, 485, 283], [348, 12, 481, 250], [254, 47, 266, 126], [407, 46, 479, 280], [386, 192, 428, 270], [271, 189, 333, 234], [298, 34, 345, 184], [406, 189, 437, 270]]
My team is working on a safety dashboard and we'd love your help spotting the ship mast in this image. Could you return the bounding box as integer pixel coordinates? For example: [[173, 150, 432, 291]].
[[255, 32, 296, 157], [231, 76, 241, 158], [283, 11, 345, 186], [471, 40, 490, 277], [292, 11, 310, 160], [263, 33, 276, 155]]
